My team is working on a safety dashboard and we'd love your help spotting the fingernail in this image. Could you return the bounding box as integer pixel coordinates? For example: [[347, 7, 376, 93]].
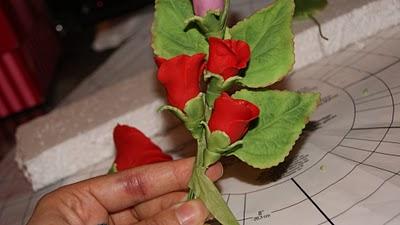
[[176, 202, 197, 225]]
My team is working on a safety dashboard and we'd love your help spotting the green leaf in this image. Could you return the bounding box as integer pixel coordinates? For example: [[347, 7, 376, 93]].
[[189, 167, 239, 225], [230, 0, 295, 88], [231, 90, 320, 169], [152, 0, 209, 58], [294, 0, 328, 19]]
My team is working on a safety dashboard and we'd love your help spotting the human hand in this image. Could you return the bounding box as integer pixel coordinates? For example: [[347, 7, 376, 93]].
[[27, 158, 223, 225]]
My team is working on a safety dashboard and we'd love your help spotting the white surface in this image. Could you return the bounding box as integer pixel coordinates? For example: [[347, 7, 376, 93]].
[[2, 24, 400, 225]]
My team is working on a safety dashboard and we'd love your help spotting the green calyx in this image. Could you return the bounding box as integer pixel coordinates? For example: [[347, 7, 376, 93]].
[[159, 94, 206, 139], [185, 0, 230, 38], [184, 94, 206, 139], [205, 73, 242, 108], [185, 12, 225, 38], [204, 129, 243, 167], [203, 129, 229, 167], [207, 130, 230, 153]]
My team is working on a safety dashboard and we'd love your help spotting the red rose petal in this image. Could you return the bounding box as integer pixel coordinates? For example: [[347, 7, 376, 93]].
[[156, 53, 206, 110], [113, 124, 172, 171], [207, 37, 251, 80]]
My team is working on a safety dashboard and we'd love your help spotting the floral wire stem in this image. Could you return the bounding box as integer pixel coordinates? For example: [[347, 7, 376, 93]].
[[220, 0, 230, 38], [205, 77, 222, 109], [188, 85, 215, 200], [188, 72, 226, 200], [188, 129, 208, 200]]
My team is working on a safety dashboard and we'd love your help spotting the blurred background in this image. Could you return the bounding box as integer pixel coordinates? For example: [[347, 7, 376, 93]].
[[0, 0, 155, 159]]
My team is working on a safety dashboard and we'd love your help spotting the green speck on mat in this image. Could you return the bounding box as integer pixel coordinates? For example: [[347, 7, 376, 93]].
[[362, 88, 369, 96]]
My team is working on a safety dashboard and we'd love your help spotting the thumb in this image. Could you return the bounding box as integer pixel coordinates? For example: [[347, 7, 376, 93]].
[[136, 200, 209, 225]]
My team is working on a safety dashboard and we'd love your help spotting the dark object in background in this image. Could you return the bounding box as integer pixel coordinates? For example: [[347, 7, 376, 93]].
[[0, 0, 61, 118], [45, 0, 154, 35]]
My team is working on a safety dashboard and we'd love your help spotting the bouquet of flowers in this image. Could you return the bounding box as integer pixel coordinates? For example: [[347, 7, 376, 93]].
[[110, 0, 320, 224]]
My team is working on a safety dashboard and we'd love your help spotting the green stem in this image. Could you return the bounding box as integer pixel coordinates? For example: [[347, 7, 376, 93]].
[[220, 0, 230, 39], [188, 130, 207, 200], [188, 132, 240, 225], [206, 77, 223, 109], [186, 95, 239, 224]]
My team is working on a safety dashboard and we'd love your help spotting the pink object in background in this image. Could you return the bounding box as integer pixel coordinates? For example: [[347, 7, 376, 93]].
[[0, 0, 60, 118], [193, 0, 225, 16], [0, 50, 41, 117]]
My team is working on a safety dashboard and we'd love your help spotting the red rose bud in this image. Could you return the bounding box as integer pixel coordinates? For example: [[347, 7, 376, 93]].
[[208, 93, 260, 143], [193, 0, 225, 17], [207, 37, 251, 80], [154, 56, 167, 67], [156, 53, 206, 110], [113, 124, 172, 171]]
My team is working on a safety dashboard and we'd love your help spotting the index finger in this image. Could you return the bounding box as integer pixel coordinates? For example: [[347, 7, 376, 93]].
[[73, 157, 223, 213]]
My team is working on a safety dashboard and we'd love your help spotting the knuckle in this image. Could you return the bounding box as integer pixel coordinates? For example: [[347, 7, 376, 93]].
[[59, 190, 88, 223]]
